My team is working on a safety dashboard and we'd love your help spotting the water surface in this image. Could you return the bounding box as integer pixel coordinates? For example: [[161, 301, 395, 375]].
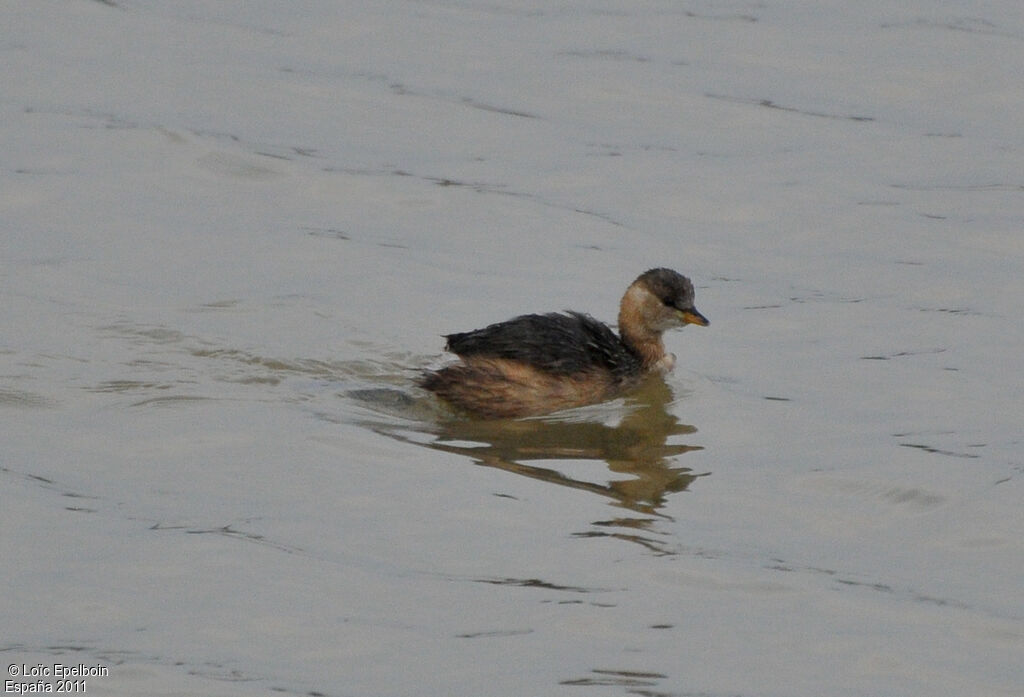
[[2, 1, 1022, 696]]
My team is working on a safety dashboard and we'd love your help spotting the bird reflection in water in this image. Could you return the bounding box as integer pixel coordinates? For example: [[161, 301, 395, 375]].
[[356, 375, 706, 554]]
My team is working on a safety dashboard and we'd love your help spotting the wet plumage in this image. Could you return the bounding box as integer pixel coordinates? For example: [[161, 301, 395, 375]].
[[421, 268, 708, 419], [443, 311, 643, 380]]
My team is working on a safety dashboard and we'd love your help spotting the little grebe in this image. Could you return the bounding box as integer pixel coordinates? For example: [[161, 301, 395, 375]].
[[421, 268, 708, 418]]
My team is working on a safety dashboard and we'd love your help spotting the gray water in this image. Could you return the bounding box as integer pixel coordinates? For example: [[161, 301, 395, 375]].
[[3, 1, 1022, 695]]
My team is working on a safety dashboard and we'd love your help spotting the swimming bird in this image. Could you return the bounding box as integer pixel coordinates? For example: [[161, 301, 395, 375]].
[[421, 268, 708, 418]]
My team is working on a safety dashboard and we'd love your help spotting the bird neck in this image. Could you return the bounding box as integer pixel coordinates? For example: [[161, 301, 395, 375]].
[[618, 285, 668, 370]]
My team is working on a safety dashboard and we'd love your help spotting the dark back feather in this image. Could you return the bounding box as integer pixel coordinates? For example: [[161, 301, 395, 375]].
[[444, 311, 642, 379]]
